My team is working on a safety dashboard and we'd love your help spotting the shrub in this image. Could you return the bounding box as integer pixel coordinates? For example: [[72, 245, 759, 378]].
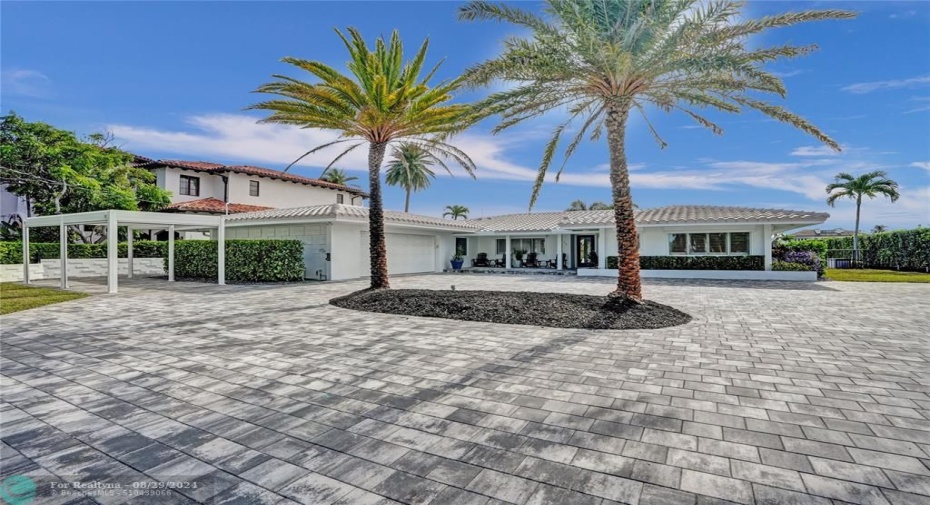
[[821, 229, 930, 271], [172, 239, 304, 282], [773, 238, 825, 277], [772, 261, 814, 272], [0, 242, 21, 264], [777, 250, 820, 273], [604, 255, 765, 270]]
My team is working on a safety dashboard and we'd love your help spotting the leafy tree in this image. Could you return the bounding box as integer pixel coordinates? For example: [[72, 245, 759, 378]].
[[320, 168, 358, 186], [460, 0, 854, 301], [249, 28, 477, 289], [443, 204, 470, 220], [871, 224, 887, 234], [567, 199, 612, 211], [826, 171, 900, 261], [0, 112, 171, 242], [385, 144, 439, 212]]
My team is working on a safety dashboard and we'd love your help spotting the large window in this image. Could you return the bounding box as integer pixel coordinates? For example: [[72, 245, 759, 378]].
[[179, 175, 200, 196], [669, 232, 750, 255], [496, 238, 545, 255], [455, 237, 468, 256], [249, 180, 260, 197]]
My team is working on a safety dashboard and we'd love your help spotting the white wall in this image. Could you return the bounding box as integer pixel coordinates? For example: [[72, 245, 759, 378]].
[[636, 225, 765, 256]]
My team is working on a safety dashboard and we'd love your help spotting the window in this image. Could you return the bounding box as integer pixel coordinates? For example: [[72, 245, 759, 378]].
[[249, 180, 260, 197], [179, 175, 200, 196], [496, 239, 506, 254], [455, 237, 468, 256], [668, 232, 751, 255], [730, 232, 750, 254], [336, 194, 344, 204], [495, 238, 545, 255]]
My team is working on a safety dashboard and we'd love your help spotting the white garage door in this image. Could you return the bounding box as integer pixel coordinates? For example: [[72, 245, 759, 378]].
[[386, 233, 436, 274]]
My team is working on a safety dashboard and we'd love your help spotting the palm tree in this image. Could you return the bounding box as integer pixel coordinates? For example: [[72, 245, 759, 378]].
[[826, 171, 900, 262], [385, 144, 438, 212], [443, 205, 469, 220], [567, 200, 612, 211], [872, 224, 887, 234], [319, 168, 358, 186], [460, 1, 854, 301], [249, 28, 476, 289]]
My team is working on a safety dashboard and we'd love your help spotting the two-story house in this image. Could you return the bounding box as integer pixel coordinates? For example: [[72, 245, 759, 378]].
[[133, 157, 368, 214]]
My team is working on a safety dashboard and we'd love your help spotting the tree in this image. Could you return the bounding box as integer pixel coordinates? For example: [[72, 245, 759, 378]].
[[385, 144, 439, 212], [826, 171, 899, 261], [249, 28, 477, 289], [872, 224, 887, 234], [0, 112, 171, 242], [567, 200, 612, 211], [443, 205, 469, 220], [460, 0, 854, 301], [320, 168, 358, 186]]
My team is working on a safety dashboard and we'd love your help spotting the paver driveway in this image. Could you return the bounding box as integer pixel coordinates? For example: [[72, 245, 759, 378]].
[[2, 275, 929, 505]]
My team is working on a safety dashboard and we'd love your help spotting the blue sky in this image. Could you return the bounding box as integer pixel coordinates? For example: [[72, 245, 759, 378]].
[[3, 1, 928, 229]]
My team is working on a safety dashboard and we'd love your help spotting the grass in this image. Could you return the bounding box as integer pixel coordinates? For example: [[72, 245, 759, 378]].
[[825, 268, 930, 283], [1, 282, 89, 315]]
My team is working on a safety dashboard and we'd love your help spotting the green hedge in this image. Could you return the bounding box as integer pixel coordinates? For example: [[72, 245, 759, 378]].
[[816, 229, 930, 271], [773, 238, 827, 259], [1, 241, 167, 264], [772, 260, 814, 272], [172, 239, 304, 282], [605, 255, 764, 270]]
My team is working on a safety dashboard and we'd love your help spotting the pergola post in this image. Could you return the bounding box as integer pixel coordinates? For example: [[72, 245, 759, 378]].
[[127, 227, 134, 279], [60, 221, 69, 289], [597, 231, 607, 269], [763, 224, 773, 271], [167, 225, 175, 282], [556, 234, 563, 271], [505, 235, 512, 269], [22, 226, 30, 284], [107, 212, 118, 294], [217, 218, 226, 286]]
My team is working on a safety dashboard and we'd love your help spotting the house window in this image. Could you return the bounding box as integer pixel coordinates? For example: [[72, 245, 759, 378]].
[[730, 232, 750, 254], [669, 234, 687, 254], [496, 239, 506, 254], [668, 232, 751, 255], [336, 194, 344, 204], [709, 233, 727, 254], [455, 237, 467, 256], [179, 175, 200, 196], [689, 234, 707, 254], [249, 180, 260, 197], [495, 238, 545, 254]]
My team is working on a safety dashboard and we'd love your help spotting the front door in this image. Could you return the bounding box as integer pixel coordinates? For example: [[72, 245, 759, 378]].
[[575, 235, 596, 268]]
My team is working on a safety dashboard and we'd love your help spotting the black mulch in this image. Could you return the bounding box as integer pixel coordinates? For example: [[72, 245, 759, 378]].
[[330, 289, 692, 329]]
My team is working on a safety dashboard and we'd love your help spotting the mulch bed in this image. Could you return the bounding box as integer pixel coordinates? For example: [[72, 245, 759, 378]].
[[330, 289, 692, 329]]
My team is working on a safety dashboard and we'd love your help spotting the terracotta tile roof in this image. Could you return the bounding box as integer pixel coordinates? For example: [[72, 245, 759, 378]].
[[227, 204, 477, 230], [138, 159, 369, 197], [164, 198, 273, 214]]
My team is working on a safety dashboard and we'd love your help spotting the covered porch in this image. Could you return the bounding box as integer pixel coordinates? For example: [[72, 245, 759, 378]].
[[22, 210, 225, 294], [455, 230, 610, 272]]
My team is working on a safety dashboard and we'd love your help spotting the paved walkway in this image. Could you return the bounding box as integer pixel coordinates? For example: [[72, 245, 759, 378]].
[[2, 275, 929, 505]]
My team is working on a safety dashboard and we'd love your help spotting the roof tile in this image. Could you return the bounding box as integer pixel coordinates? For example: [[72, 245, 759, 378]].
[[165, 198, 273, 214]]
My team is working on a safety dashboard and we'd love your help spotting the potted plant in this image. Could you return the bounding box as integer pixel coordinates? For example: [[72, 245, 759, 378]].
[[513, 248, 527, 266], [450, 246, 466, 270]]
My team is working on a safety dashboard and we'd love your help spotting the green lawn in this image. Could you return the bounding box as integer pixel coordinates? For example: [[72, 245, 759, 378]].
[[825, 268, 930, 283], [0, 282, 89, 315]]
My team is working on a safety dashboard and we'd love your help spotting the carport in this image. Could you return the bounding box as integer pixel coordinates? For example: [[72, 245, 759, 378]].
[[23, 210, 225, 293]]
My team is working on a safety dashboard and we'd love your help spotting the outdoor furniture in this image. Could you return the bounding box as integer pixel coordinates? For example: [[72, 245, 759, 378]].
[[525, 252, 542, 268], [494, 254, 506, 267], [472, 252, 492, 267]]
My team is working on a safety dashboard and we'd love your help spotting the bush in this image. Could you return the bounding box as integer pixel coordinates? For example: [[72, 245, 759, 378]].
[[604, 255, 765, 270], [172, 239, 304, 282], [772, 260, 816, 272], [773, 238, 825, 277], [0, 242, 21, 264], [777, 250, 820, 273], [821, 229, 930, 271], [1, 241, 168, 264]]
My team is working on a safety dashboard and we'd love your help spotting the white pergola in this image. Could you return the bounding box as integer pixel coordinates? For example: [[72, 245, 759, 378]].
[[23, 210, 225, 293]]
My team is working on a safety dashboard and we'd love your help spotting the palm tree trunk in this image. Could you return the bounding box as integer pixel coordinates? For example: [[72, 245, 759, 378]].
[[853, 195, 861, 264], [404, 188, 411, 213], [604, 102, 643, 302], [368, 142, 390, 289]]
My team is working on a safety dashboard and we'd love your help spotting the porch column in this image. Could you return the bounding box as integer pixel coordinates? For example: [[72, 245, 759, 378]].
[[60, 221, 69, 289], [107, 212, 118, 294], [217, 219, 226, 286], [127, 227, 134, 279], [556, 234, 563, 270], [763, 224, 773, 271], [167, 225, 175, 282], [597, 231, 607, 269], [505, 235, 512, 269], [22, 226, 30, 284]]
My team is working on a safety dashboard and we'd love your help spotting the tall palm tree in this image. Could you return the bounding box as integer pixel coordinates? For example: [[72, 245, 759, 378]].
[[826, 171, 900, 262], [871, 224, 887, 234], [249, 28, 477, 289], [385, 144, 438, 212], [319, 168, 358, 186], [443, 205, 469, 220], [567, 200, 612, 211], [460, 0, 854, 301]]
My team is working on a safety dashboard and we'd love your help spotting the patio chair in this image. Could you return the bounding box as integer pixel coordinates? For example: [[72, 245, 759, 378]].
[[494, 254, 506, 267], [472, 252, 492, 267], [525, 252, 542, 268]]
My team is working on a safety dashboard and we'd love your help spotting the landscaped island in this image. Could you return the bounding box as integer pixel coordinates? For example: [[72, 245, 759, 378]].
[[331, 289, 692, 329]]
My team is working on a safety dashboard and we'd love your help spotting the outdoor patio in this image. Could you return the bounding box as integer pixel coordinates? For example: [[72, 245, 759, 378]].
[[2, 275, 929, 505]]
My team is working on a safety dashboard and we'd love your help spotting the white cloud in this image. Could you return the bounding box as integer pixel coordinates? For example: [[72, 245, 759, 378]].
[[770, 70, 804, 78], [911, 162, 930, 171], [841, 75, 930, 94], [790, 145, 841, 157], [0, 69, 52, 98]]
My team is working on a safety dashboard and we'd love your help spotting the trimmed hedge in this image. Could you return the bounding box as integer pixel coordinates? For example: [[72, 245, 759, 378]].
[[1, 241, 167, 264], [605, 255, 765, 270], [772, 260, 815, 272], [172, 239, 304, 282], [817, 229, 930, 271]]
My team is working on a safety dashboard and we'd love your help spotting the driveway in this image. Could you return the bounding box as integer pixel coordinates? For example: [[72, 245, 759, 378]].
[[2, 275, 929, 505]]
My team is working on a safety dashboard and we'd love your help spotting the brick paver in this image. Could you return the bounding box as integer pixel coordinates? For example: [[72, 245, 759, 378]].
[[1, 274, 929, 505]]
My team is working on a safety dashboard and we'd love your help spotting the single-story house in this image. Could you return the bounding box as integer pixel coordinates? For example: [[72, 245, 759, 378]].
[[225, 204, 829, 281]]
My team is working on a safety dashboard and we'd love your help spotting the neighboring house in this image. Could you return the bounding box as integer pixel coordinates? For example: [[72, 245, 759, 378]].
[[134, 158, 369, 215], [225, 205, 828, 281], [790, 228, 854, 239]]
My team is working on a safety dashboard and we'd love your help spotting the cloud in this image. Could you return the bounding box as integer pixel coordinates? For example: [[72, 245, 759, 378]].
[[790, 145, 841, 157], [0, 69, 52, 98], [841, 75, 930, 94], [912, 162, 930, 171], [770, 70, 804, 78]]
